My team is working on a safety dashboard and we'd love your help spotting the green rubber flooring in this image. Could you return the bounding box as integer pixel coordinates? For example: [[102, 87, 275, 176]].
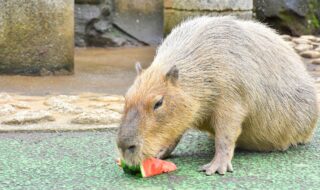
[[0, 125, 319, 190]]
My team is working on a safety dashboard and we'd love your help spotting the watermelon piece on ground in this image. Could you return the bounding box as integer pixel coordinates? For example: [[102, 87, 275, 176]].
[[116, 157, 177, 178], [140, 157, 177, 177]]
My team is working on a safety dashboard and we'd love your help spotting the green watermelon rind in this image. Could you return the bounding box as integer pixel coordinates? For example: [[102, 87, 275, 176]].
[[140, 163, 147, 178]]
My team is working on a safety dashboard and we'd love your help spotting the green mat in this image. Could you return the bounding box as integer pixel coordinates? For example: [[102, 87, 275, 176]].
[[0, 125, 319, 190]]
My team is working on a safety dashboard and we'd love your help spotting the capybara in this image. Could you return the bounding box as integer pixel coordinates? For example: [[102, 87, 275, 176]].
[[117, 16, 319, 175]]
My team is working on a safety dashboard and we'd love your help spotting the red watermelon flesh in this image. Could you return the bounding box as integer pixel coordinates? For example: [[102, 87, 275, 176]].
[[140, 157, 177, 177]]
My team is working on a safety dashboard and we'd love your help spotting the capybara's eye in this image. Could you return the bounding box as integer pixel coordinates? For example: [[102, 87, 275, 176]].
[[154, 98, 163, 110]]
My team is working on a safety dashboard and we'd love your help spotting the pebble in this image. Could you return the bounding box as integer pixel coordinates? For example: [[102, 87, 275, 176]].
[[44, 95, 79, 105], [314, 46, 320, 51], [294, 44, 313, 52], [2, 110, 55, 125], [300, 35, 317, 41], [48, 102, 83, 114], [281, 35, 291, 41], [10, 102, 31, 109], [0, 104, 16, 115], [311, 58, 320, 65], [300, 50, 320, 59], [292, 38, 310, 44], [44, 95, 82, 114], [314, 37, 320, 43], [71, 110, 121, 125], [286, 41, 295, 48]]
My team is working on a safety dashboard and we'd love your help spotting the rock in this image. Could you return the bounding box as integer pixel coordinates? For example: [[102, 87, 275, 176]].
[[0, 104, 16, 115], [0, 0, 74, 75], [54, 69, 72, 76], [164, 0, 253, 34], [75, 4, 101, 47], [294, 44, 313, 52], [86, 27, 143, 47], [91, 95, 124, 102], [75, 0, 101, 4], [300, 50, 320, 58], [254, 0, 320, 36], [44, 95, 79, 105], [164, 0, 253, 11], [49, 103, 83, 114], [311, 58, 320, 65], [314, 37, 320, 43], [2, 110, 55, 125], [11, 102, 31, 109], [286, 41, 296, 47], [75, 1, 143, 47], [292, 38, 310, 44], [71, 110, 121, 125], [93, 20, 111, 33], [106, 103, 124, 113], [44, 95, 82, 114], [113, 0, 164, 45], [281, 35, 292, 41], [40, 68, 53, 76], [300, 35, 317, 41], [315, 46, 320, 51]]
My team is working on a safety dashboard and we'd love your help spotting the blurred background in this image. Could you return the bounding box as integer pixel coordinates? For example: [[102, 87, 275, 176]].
[[1, 0, 320, 76], [74, 0, 320, 48], [0, 0, 320, 130]]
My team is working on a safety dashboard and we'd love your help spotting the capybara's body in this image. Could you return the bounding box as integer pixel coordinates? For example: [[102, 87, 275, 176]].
[[117, 16, 318, 175]]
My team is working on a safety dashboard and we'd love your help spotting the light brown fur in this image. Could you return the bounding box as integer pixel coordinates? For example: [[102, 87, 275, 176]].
[[117, 16, 319, 175]]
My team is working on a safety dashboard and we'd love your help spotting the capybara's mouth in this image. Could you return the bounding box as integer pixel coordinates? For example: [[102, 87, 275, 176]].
[[119, 149, 143, 166], [121, 155, 141, 166]]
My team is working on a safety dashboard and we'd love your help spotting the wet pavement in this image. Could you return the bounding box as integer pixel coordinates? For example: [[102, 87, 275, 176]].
[[0, 127, 319, 189], [0, 47, 155, 95]]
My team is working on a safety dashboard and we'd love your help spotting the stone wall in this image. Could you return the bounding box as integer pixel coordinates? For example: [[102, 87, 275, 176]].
[[164, 0, 253, 34], [75, 0, 163, 47], [0, 0, 74, 75]]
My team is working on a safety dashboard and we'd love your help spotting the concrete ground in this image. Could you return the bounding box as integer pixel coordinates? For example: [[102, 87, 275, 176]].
[[0, 127, 319, 190], [1, 35, 320, 189]]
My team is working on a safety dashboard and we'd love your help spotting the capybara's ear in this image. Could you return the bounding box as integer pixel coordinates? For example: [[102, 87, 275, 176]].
[[135, 62, 143, 75], [165, 65, 179, 84]]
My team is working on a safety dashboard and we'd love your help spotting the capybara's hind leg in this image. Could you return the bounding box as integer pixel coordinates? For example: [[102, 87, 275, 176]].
[[199, 102, 245, 175]]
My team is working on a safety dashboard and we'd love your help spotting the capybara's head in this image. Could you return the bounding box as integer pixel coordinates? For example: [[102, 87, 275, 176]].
[[117, 63, 194, 165]]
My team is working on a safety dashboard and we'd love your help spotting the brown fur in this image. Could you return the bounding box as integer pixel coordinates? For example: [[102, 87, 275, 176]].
[[117, 16, 319, 175]]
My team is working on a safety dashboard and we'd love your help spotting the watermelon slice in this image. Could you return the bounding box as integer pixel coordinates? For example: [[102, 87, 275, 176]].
[[116, 157, 177, 177]]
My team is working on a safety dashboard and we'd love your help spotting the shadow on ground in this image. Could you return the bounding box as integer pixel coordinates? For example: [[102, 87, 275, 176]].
[[0, 125, 319, 190]]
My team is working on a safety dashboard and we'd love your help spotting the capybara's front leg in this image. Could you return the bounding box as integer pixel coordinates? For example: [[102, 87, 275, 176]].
[[199, 102, 245, 175]]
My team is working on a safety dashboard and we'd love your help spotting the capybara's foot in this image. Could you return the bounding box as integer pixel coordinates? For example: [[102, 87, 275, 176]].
[[199, 154, 233, 175]]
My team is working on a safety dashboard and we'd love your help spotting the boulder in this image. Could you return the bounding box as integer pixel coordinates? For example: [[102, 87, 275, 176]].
[[254, 0, 320, 35], [74, 0, 145, 47]]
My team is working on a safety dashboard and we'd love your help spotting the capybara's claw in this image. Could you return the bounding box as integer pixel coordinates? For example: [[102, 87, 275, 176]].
[[200, 159, 233, 175]]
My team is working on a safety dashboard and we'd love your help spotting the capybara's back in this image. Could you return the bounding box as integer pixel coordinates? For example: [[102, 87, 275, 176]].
[[117, 16, 319, 175], [155, 16, 318, 151]]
